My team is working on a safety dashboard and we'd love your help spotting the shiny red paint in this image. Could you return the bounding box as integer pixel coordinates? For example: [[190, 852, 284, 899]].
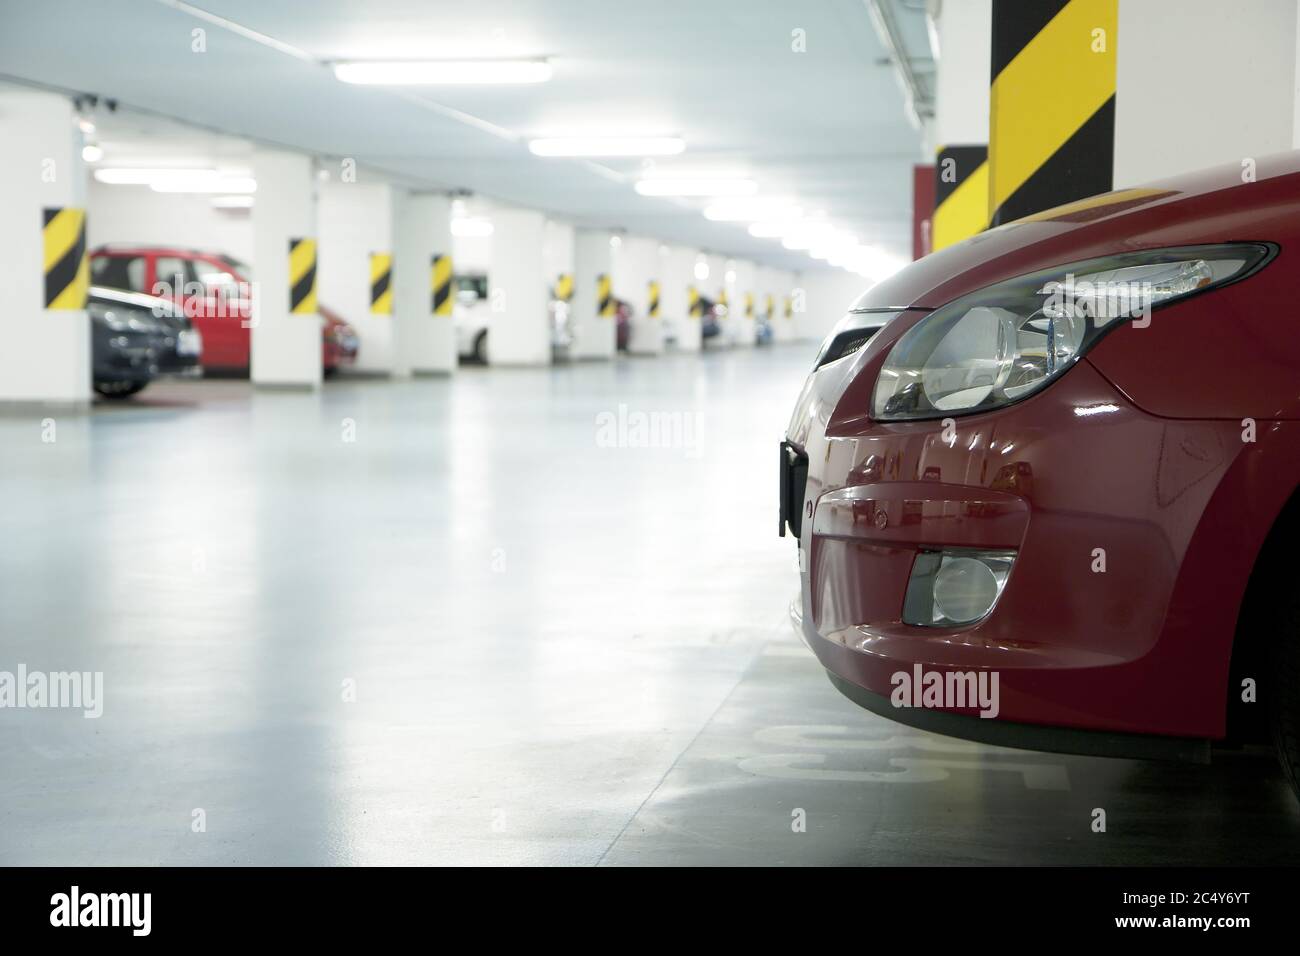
[[89, 245, 358, 372], [787, 150, 1300, 745]]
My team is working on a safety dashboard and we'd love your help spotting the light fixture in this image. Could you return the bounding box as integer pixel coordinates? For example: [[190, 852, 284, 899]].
[[451, 217, 494, 238], [150, 175, 257, 194], [81, 144, 104, 163], [77, 119, 95, 135], [333, 59, 552, 85], [211, 195, 254, 209], [528, 137, 685, 158], [693, 258, 710, 281], [93, 168, 257, 193], [703, 199, 801, 222], [634, 178, 757, 198]]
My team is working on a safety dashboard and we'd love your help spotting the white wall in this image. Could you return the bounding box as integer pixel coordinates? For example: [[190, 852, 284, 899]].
[[1116, 0, 1298, 185], [796, 270, 870, 343], [88, 180, 252, 262]]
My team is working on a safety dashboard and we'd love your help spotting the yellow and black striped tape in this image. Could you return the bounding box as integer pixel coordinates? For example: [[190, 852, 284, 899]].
[[764, 293, 774, 319], [647, 280, 660, 318], [431, 254, 453, 316], [369, 252, 392, 315], [43, 207, 88, 310], [597, 274, 613, 318], [718, 289, 728, 315], [784, 296, 793, 319], [744, 292, 754, 319], [933, 145, 988, 251], [288, 237, 317, 315], [688, 285, 702, 318], [555, 272, 573, 303], [989, 0, 1117, 226]]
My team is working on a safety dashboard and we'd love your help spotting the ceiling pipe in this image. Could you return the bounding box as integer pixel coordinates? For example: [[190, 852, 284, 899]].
[[864, 0, 935, 129]]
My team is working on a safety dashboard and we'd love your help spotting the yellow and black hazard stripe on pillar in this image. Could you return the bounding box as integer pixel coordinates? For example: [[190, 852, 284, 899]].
[[43, 207, 89, 310], [431, 254, 453, 316], [764, 293, 774, 319], [369, 252, 393, 315], [555, 273, 573, 303], [932, 145, 988, 251], [989, 0, 1117, 227], [784, 296, 793, 319], [597, 273, 614, 318], [744, 292, 754, 319], [288, 237, 317, 314], [688, 285, 702, 318], [647, 280, 660, 318], [718, 289, 729, 316]]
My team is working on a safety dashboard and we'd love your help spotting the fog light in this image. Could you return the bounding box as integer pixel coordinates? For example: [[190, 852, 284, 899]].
[[902, 549, 1016, 627]]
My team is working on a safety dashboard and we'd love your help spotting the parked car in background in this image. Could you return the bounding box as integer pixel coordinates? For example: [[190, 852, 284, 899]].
[[90, 285, 201, 398], [454, 273, 491, 363], [783, 153, 1300, 803], [699, 295, 723, 342], [89, 245, 358, 374], [320, 303, 359, 375]]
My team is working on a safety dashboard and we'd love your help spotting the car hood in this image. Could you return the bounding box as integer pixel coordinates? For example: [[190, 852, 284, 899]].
[[855, 149, 1300, 312]]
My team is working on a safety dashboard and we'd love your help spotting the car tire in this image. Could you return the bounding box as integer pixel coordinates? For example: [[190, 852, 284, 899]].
[[1269, 613, 1300, 803], [472, 329, 488, 364], [93, 380, 148, 399]]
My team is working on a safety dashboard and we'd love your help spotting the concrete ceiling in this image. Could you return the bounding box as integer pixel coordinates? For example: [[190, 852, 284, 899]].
[[0, 0, 926, 273]]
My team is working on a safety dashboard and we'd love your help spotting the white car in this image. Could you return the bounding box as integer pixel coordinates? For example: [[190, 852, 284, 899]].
[[454, 274, 491, 362]]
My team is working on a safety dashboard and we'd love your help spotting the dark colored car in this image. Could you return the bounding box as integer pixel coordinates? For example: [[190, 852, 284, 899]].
[[699, 296, 723, 341], [782, 151, 1300, 802], [90, 286, 201, 398]]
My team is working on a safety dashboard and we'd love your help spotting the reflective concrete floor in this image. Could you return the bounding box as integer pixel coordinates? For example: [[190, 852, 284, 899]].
[[2, 346, 1298, 865]]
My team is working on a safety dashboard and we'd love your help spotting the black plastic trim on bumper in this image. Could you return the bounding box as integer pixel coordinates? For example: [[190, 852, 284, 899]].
[[779, 440, 808, 538], [825, 670, 1212, 764]]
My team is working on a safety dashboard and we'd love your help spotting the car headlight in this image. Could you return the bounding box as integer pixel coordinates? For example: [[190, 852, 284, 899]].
[[872, 243, 1274, 421]]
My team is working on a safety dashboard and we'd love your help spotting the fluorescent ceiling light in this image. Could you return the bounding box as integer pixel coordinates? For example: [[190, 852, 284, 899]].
[[748, 220, 811, 239], [703, 199, 801, 222], [151, 175, 257, 194], [451, 217, 494, 237], [334, 59, 553, 85], [634, 178, 756, 198], [81, 144, 104, 163], [94, 168, 257, 193], [528, 137, 685, 158]]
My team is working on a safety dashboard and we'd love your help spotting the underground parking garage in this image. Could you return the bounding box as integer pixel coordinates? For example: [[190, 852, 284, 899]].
[[1, 0, 1299, 924]]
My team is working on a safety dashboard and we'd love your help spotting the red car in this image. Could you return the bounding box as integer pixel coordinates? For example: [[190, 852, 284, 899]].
[[89, 246, 358, 373], [783, 152, 1300, 802]]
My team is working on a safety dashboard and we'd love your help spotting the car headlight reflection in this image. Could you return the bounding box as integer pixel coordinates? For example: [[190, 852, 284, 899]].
[[872, 243, 1274, 421]]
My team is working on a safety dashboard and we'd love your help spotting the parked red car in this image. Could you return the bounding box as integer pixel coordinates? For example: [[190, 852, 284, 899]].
[[783, 152, 1300, 801], [89, 245, 358, 373]]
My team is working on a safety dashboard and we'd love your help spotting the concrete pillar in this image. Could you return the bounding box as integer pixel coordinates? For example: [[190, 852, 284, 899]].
[[572, 228, 614, 360], [318, 181, 395, 375], [662, 246, 698, 352], [251, 149, 319, 388], [619, 237, 662, 355], [930, 0, 990, 250], [772, 270, 797, 343], [0, 91, 90, 405], [486, 208, 549, 366], [728, 260, 757, 347], [394, 193, 454, 375], [1116, 0, 1297, 184]]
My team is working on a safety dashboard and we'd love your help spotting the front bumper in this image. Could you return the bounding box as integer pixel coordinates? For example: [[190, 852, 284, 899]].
[[787, 355, 1246, 754]]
